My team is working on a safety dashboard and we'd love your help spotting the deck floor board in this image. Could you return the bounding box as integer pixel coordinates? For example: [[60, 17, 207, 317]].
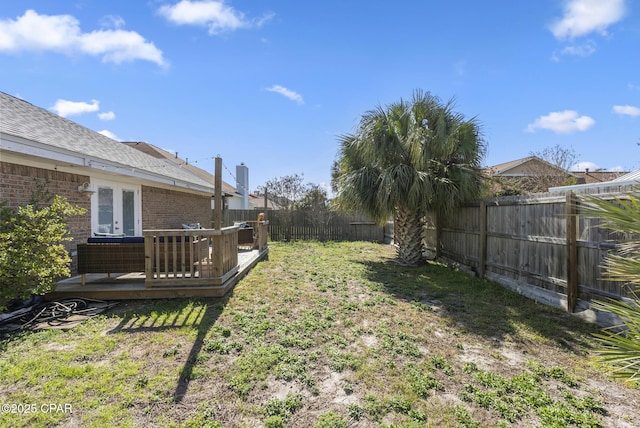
[[47, 248, 268, 301]]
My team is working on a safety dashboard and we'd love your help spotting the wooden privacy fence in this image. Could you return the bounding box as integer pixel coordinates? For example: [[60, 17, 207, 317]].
[[428, 184, 635, 313], [224, 210, 391, 243]]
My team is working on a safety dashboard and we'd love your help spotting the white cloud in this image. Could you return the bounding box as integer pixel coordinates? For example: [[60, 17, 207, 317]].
[[51, 99, 99, 117], [0, 10, 166, 66], [551, 40, 597, 61], [572, 161, 599, 171], [98, 111, 115, 121], [526, 110, 595, 134], [610, 165, 624, 172], [550, 0, 626, 40], [265, 85, 304, 104], [613, 104, 640, 117], [99, 15, 125, 30], [98, 130, 120, 140], [158, 0, 273, 35], [79, 30, 165, 65], [560, 40, 596, 57]]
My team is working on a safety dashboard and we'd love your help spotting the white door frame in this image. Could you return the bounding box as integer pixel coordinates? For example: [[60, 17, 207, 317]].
[[90, 179, 142, 236]]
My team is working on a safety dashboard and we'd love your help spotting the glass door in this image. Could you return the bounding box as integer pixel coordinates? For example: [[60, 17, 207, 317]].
[[97, 187, 115, 234], [122, 189, 135, 236], [92, 181, 141, 236]]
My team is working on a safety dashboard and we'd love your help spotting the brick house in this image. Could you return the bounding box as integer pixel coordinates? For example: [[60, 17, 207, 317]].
[[0, 91, 222, 273]]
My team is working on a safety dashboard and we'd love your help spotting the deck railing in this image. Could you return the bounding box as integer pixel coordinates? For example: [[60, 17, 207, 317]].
[[143, 227, 239, 287], [246, 220, 269, 251]]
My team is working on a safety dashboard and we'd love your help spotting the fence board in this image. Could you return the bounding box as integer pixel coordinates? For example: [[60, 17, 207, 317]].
[[223, 209, 387, 242], [431, 185, 636, 307]]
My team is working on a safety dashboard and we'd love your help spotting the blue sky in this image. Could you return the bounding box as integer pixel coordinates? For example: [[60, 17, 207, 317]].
[[1, 1, 638, 192]]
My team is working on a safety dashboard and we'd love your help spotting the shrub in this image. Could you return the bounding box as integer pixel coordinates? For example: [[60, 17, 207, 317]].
[[0, 195, 84, 310]]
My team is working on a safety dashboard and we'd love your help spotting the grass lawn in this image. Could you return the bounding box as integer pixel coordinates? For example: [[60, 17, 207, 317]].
[[1, 241, 639, 427]]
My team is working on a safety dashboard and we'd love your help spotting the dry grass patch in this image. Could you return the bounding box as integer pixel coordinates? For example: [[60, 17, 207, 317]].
[[1, 241, 639, 427]]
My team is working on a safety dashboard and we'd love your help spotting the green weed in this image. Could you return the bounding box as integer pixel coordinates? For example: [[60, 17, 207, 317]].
[[313, 411, 348, 428]]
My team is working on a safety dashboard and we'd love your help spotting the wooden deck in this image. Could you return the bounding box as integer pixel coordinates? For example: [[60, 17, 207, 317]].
[[47, 248, 268, 301]]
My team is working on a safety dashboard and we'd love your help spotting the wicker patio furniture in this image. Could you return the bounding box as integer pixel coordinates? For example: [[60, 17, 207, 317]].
[[77, 236, 206, 285]]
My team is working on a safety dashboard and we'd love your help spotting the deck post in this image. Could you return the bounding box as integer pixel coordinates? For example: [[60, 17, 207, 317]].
[[214, 156, 223, 230], [144, 231, 154, 287], [212, 156, 224, 276]]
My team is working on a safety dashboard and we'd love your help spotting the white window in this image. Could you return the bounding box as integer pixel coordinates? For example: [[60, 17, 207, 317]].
[[91, 180, 141, 236]]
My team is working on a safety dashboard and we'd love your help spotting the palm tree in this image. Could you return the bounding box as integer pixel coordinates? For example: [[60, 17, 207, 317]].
[[332, 90, 486, 265], [581, 190, 640, 382]]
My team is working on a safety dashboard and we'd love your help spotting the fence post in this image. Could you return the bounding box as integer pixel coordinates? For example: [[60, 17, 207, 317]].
[[478, 200, 487, 278], [566, 191, 578, 312]]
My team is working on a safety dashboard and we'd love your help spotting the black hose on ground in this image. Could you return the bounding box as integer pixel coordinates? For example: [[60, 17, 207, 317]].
[[0, 298, 119, 335]]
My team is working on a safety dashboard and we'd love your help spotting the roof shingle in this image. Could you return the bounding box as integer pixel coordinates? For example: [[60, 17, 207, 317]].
[[0, 91, 213, 191]]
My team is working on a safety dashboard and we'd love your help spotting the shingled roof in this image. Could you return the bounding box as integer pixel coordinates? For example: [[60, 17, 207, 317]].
[[484, 156, 577, 178], [0, 91, 214, 193], [122, 141, 237, 196]]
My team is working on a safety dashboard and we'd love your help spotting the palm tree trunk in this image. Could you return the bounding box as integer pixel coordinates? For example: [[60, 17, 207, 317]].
[[394, 207, 424, 266]]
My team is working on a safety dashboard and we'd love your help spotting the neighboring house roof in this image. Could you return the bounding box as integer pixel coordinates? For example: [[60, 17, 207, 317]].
[[0, 91, 213, 193], [484, 157, 534, 176], [249, 194, 282, 210], [549, 168, 640, 193], [571, 170, 628, 184], [484, 156, 577, 178], [612, 169, 640, 183], [122, 141, 237, 196]]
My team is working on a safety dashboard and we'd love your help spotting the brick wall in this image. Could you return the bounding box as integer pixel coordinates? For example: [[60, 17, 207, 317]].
[[142, 185, 212, 229], [1, 161, 213, 275], [0, 161, 92, 273]]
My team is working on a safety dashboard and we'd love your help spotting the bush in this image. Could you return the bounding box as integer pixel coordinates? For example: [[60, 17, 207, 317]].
[[0, 195, 84, 310]]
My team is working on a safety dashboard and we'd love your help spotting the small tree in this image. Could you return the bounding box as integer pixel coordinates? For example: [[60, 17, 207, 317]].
[[524, 145, 578, 192], [257, 173, 307, 241], [0, 195, 84, 310], [257, 173, 306, 211], [297, 184, 333, 242]]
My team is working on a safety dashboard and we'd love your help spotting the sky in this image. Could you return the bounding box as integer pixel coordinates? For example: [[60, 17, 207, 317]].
[[0, 0, 639, 193]]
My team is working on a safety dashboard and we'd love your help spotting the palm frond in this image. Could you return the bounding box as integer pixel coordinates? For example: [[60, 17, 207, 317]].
[[581, 188, 640, 382], [592, 297, 640, 380], [580, 191, 640, 236]]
